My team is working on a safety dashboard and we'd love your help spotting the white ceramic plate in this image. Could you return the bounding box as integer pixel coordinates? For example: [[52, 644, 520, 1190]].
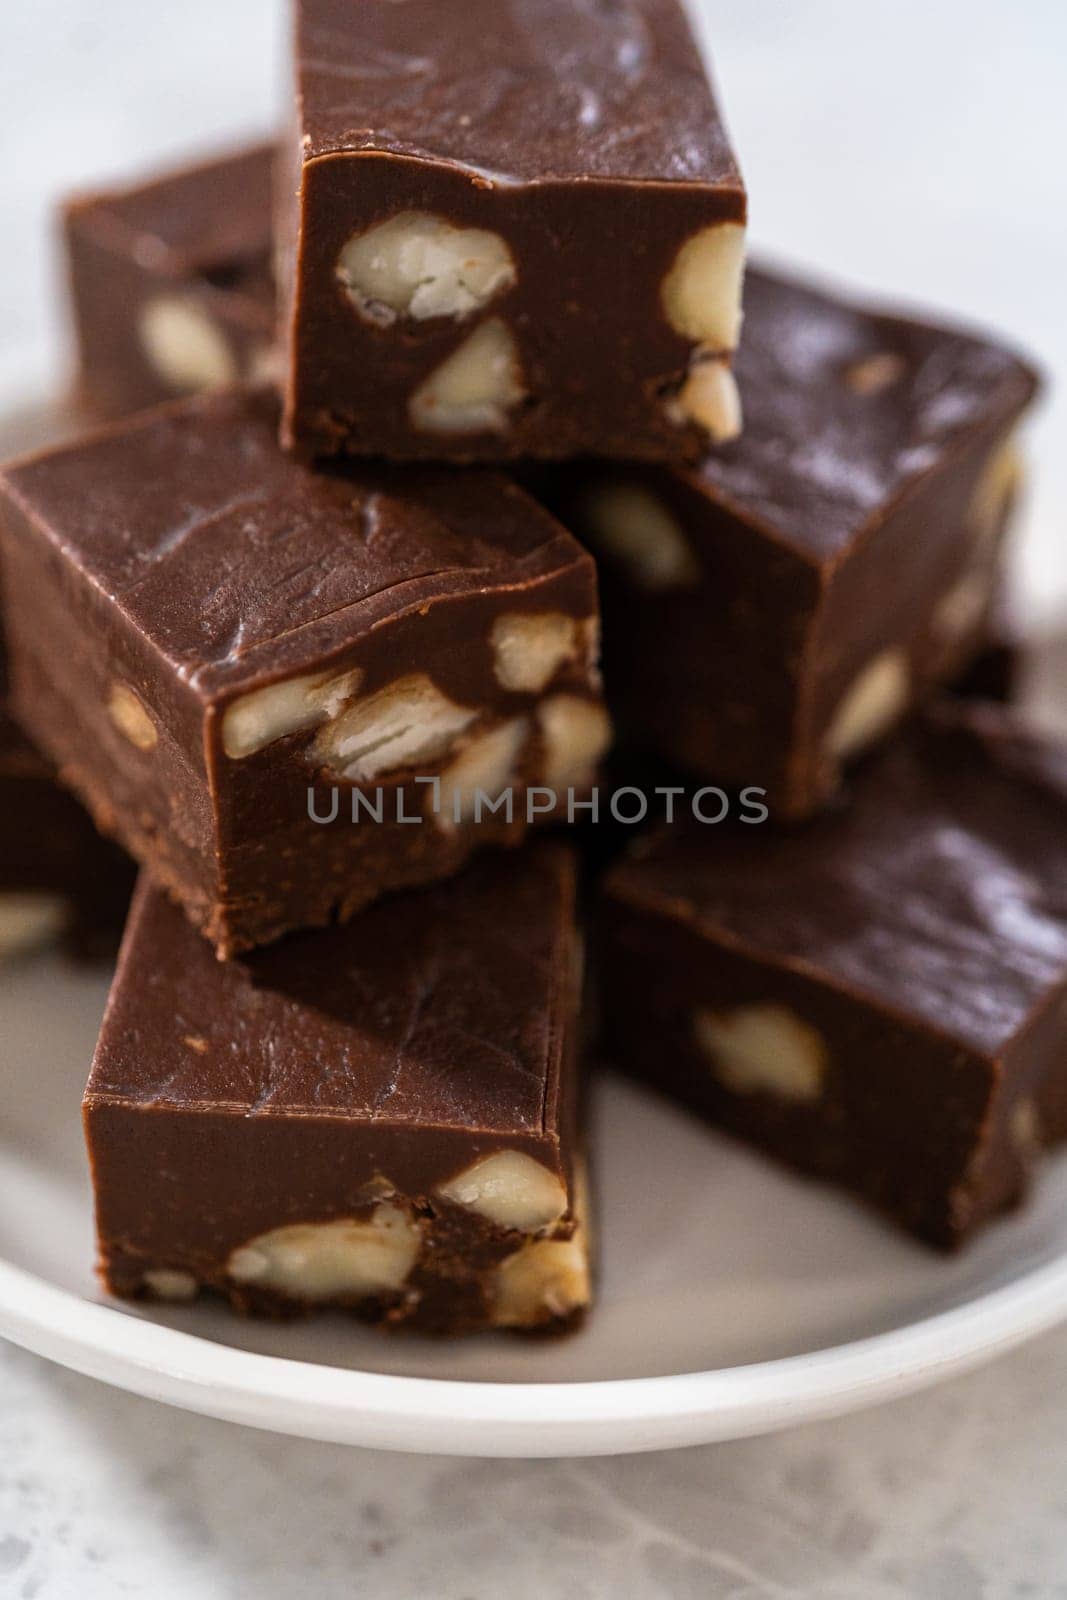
[[6, 950, 1067, 1456], [4, 386, 1067, 1457]]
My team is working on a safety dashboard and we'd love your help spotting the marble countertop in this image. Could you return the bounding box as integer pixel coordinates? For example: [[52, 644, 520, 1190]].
[[2, 1, 1066, 1594], [4, 1326, 1067, 1598]]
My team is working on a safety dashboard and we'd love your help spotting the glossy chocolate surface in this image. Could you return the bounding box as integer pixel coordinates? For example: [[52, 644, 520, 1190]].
[[92, 850, 574, 1133], [2, 391, 590, 700], [700, 268, 1037, 563], [298, 0, 740, 185]]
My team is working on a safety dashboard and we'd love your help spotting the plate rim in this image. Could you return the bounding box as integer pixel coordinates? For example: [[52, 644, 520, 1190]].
[[3, 1242, 1067, 1456], [4, 376, 1067, 1455]]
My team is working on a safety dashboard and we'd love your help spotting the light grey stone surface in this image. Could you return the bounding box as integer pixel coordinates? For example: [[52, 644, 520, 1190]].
[[3, 1330, 1067, 1599]]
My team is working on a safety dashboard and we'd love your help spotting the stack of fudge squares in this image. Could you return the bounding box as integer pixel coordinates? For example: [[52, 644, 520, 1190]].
[[0, 0, 1059, 1336]]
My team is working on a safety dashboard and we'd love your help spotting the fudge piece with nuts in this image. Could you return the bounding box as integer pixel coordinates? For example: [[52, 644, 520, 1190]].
[[551, 265, 1039, 817], [279, 0, 746, 463], [601, 703, 1067, 1249], [63, 142, 276, 420], [84, 844, 591, 1335], [0, 391, 607, 958]]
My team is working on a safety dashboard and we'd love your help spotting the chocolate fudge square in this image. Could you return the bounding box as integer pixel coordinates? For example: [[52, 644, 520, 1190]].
[[0, 391, 608, 957], [555, 266, 1038, 817], [278, 0, 746, 464], [85, 844, 591, 1335], [601, 704, 1067, 1248], [64, 142, 275, 419]]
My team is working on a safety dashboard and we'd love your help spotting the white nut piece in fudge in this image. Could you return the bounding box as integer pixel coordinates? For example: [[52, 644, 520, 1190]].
[[666, 354, 743, 442], [490, 611, 588, 692], [227, 1202, 421, 1302], [579, 481, 700, 590], [143, 1268, 199, 1302], [312, 673, 476, 782], [138, 295, 238, 393], [0, 891, 69, 961], [844, 351, 907, 395], [970, 436, 1023, 541], [408, 318, 526, 435], [537, 695, 612, 790], [824, 649, 909, 763], [931, 564, 996, 646], [660, 221, 746, 351], [1010, 1096, 1041, 1158], [222, 666, 363, 759], [436, 716, 529, 829], [491, 1164, 591, 1327], [694, 1004, 828, 1102], [336, 211, 517, 326], [436, 1149, 568, 1233], [108, 683, 158, 751]]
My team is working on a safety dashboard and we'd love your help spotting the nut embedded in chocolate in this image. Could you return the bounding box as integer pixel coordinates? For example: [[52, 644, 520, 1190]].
[[823, 649, 910, 764], [336, 211, 517, 325], [222, 666, 363, 760], [408, 318, 527, 436], [227, 1205, 422, 1301], [436, 1150, 568, 1233], [138, 295, 238, 393], [694, 1005, 827, 1102], [490, 611, 588, 693]]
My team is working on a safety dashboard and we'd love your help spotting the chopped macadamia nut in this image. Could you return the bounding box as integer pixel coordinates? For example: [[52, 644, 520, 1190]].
[[538, 695, 612, 789], [408, 318, 526, 435], [336, 211, 517, 325], [143, 1268, 199, 1302], [695, 1005, 828, 1102], [971, 437, 1023, 540], [108, 684, 158, 751], [844, 352, 908, 394], [661, 221, 746, 351], [932, 567, 995, 644], [493, 1233, 590, 1326], [222, 666, 362, 760], [667, 354, 742, 442], [138, 295, 238, 392], [580, 482, 699, 589], [436, 1150, 568, 1232], [227, 1203, 421, 1301], [0, 892, 69, 960], [437, 717, 529, 829], [824, 649, 909, 762], [492, 1160, 590, 1326], [490, 611, 582, 692], [313, 673, 476, 782]]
